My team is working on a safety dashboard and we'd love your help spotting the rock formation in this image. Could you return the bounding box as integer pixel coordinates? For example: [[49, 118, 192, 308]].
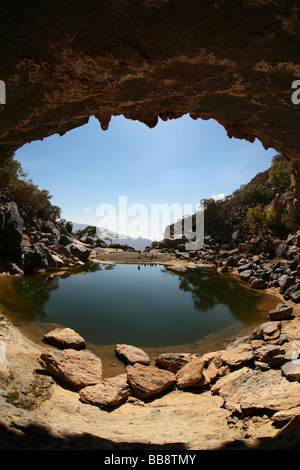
[[0, 2, 300, 206]]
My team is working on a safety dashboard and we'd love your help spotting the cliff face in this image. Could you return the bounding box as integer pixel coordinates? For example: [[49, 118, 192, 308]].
[[0, 1, 300, 193]]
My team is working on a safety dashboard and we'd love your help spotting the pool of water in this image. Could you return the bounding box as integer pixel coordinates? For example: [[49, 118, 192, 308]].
[[0, 262, 279, 353]]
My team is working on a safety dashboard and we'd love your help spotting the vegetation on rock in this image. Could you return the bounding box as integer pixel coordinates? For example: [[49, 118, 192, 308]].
[[194, 154, 296, 241], [0, 154, 61, 222]]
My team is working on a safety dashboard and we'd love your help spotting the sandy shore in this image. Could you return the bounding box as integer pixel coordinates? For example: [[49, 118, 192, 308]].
[[91, 247, 217, 272], [92, 246, 180, 265]]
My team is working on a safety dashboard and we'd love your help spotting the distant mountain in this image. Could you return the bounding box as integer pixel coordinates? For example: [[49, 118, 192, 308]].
[[110, 236, 153, 251], [71, 223, 89, 232], [70, 222, 153, 251]]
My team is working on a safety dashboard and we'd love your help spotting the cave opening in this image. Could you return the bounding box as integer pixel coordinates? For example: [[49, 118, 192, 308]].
[[14, 114, 277, 242]]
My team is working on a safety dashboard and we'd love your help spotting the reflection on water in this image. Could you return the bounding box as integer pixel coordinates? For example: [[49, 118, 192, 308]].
[[0, 262, 279, 350]]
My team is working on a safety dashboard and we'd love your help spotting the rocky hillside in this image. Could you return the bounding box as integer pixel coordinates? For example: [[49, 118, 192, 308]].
[[0, 154, 98, 275], [156, 154, 300, 302], [0, 194, 96, 276]]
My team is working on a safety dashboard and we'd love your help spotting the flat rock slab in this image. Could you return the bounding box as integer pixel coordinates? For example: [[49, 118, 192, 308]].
[[43, 327, 86, 350], [38, 349, 102, 390], [115, 344, 150, 365], [221, 343, 254, 367], [79, 374, 131, 407], [126, 363, 176, 398], [269, 304, 293, 321], [212, 367, 300, 413]]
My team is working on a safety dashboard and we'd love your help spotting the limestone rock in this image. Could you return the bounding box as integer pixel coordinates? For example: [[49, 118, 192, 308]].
[[206, 354, 229, 381], [176, 356, 205, 389], [79, 374, 130, 407], [251, 321, 282, 342], [115, 344, 150, 365], [221, 343, 253, 367], [212, 367, 300, 413], [272, 406, 300, 423], [155, 352, 199, 372], [269, 304, 293, 321], [281, 361, 300, 382], [43, 327, 86, 350], [254, 344, 285, 363], [38, 349, 102, 390], [126, 363, 176, 398]]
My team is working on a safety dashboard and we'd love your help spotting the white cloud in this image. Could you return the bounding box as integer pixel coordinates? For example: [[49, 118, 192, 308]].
[[211, 193, 226, 201], [83, 207, 93, 212]]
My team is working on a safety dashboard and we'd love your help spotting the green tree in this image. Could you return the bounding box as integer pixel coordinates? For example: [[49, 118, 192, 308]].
[[0, 154, 28, 187], [238, 183, 273, 207], [268, 154, 293, 191]]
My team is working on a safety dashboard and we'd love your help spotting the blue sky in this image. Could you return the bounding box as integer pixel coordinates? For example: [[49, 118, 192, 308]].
[[15, 114, 276, 240]]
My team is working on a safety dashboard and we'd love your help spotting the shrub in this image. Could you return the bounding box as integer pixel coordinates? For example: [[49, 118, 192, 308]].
[[247, 204, 276, 235]]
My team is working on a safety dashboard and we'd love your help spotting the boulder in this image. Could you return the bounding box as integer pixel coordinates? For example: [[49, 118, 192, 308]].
[[22, 245, 48, 272], [251, 278, 267, 289], [43, 247, 64, 270], [155, 352, 199, 372], [126, 363, 176, 398], [221, 343, 254, 367], [212, 367, 300, 413], [5, 260, 24, 275], [269, 354, 292, 369], [269, 303, 293, 321], [85, 236, 95, 246], [251, 321, 282, 342], [38, 349, 102, 390], [254, 344, 285, 363], [79, 374, 131, 407], [43, 327, 86, 350], [56, 244, 72, 258], [59, 234, 74, 246], [239, 269, 253, 281], [0, 201, 24, 262], [237, 262, 254, 273], [281, 361, 300, 382], [66, 222, 73, 233], [41, 221, 61, 245], [278, 274, 295, 294], [115, 344, 150, 365], [291, 290, 300, 303], [22, 244, 64, 272], [176, 356, 205, 389], [272, 406, 300, 424], [68, 242, 91, 262], [205, 352, 230, 380]]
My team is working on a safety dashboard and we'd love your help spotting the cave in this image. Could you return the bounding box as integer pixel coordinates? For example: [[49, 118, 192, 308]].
[[1, 0, 300, 196], [1, 0, 300, 451]]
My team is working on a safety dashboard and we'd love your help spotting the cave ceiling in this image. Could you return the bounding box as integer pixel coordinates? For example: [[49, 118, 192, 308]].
[[0, 1, 300, 171]]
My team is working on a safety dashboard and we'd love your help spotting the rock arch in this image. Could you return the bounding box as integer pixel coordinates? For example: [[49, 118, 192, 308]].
[[0, 1, 300, 207]]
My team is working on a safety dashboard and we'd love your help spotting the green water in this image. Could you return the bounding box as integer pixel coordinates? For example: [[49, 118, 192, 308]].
[[0, 262, 279, 349]]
